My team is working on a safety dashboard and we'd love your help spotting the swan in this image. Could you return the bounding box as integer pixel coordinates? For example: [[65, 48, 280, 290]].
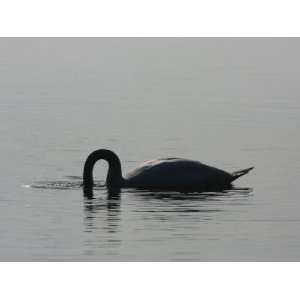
[[83, 149, 253, 191]]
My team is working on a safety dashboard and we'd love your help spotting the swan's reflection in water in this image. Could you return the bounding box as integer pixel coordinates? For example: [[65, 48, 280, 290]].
[[126, 187, 252, 225], [83, 187, 121, 233], [30, 180, 253, 258], [83, 185, 253, 236], [30, 180, 252, 236], [83, 187, 122, 255]]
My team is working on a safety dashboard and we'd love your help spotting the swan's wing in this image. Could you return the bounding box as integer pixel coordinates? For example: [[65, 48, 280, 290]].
[[126, 158, 231, 189]]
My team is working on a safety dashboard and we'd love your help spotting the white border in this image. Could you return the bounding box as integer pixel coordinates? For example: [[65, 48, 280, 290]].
[[1, 263, 300, 300], [1, 0, 300, 36]]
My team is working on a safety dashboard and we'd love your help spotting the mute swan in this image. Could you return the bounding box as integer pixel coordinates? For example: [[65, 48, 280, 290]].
[[83, 149, 253, 191]]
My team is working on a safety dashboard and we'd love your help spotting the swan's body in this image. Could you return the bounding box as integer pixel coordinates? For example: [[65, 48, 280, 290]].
[[83, 149, 253, 192], [126, 158, 234, 189]]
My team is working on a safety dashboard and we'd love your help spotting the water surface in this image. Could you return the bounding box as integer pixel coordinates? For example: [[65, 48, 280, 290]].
[[1, 38, 300, 261]]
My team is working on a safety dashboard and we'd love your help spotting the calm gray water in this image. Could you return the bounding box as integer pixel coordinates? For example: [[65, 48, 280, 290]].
[[1, 38, 300, 261]]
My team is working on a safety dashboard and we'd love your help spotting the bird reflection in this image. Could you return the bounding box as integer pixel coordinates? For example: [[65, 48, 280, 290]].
[[83, 187, 121, 234], [83, 184, 253, 232], [125, 186, 253, 221], [126, 186, 252, 201]]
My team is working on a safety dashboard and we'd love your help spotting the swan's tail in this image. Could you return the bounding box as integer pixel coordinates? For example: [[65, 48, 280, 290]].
[[231, 167, 254, 182]]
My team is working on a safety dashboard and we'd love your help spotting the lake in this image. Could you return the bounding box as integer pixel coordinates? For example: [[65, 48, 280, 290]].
[[1, 38, 300, 261]]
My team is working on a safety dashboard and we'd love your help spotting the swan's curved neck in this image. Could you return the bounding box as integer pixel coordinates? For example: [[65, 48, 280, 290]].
[[83, 149, 123, 188]]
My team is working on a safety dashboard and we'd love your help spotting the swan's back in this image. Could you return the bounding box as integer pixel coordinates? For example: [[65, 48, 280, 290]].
[[125, 158, 232, 189]]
